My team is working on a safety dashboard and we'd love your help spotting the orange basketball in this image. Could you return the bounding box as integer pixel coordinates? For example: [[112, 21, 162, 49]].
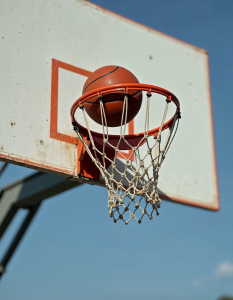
[[82, 65, 142, 127]]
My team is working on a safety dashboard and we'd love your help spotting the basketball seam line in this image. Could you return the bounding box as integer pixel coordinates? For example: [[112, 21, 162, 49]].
[[84, 91, 142, 104], [82, 66, 119, 94]]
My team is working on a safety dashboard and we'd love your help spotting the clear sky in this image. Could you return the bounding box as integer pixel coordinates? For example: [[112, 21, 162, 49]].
[[0, 0, 233, 299]]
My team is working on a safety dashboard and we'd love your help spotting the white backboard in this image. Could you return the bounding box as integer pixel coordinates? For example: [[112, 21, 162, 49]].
[[0, 0, 219, 210]]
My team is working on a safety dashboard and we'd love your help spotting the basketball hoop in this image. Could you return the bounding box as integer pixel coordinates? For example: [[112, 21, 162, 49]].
[[71, 83, 181, 224]]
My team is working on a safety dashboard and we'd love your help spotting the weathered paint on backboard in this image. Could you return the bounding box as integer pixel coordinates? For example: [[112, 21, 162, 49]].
[[0, 0, 219, 210]]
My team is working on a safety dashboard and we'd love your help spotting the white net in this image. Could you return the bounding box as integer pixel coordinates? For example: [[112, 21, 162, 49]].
[[73, 93, 179, 224]]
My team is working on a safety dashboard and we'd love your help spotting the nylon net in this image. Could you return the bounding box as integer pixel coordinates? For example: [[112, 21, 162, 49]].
[[73, 93, 179, 224]]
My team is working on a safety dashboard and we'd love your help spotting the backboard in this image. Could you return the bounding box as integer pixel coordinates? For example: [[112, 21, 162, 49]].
[[0, 0, 219, 210]]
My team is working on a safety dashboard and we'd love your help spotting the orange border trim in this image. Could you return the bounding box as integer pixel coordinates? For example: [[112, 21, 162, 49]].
[[205, 55, 220, 211], [0, 152, 74, 176], [50, 59, 91, 144], [160, 193, 219, 211], [84, 0, 208, 54]]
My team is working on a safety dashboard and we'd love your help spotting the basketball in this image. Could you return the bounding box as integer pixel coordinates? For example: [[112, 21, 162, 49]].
[[82, 65, 142, 127]]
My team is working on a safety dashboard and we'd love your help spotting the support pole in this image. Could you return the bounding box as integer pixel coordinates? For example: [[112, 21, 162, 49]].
[[0, 171, 83, 279], [0, 203, 41, 278], [0, 162, 8, 177]]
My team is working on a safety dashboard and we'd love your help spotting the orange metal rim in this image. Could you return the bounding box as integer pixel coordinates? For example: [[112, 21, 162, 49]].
[[70, 83, 181, 142]]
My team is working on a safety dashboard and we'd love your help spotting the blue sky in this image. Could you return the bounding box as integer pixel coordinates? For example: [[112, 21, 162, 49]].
[[1, 0, 233, 299]]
